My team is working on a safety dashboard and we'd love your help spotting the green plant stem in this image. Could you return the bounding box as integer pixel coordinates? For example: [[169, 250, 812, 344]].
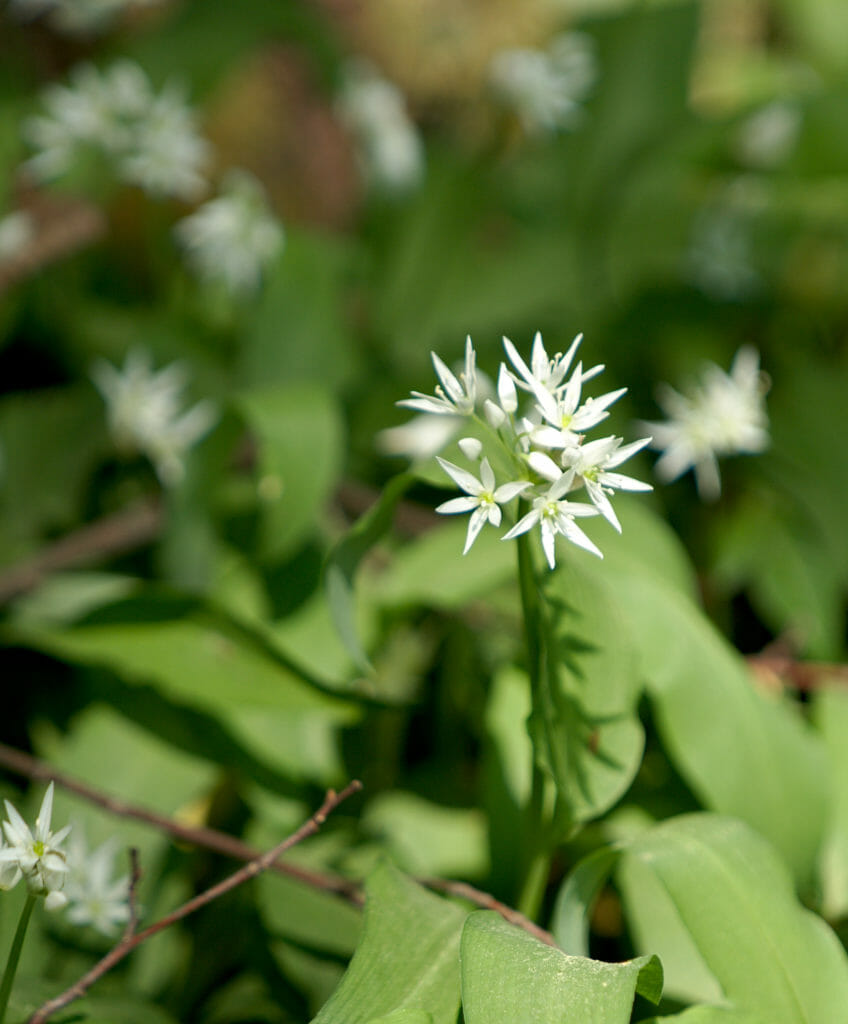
[[515, 526, 554, 920], [0, 892, 37, 1024]]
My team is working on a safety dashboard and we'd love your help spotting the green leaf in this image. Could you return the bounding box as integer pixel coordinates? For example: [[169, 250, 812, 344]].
[[325, 473, 414, 674], [550, 845, 621, 956], [236, 383, 343, 561], [812, 687, 848, 919], [618, 813, 848, 1020], [311, 861, 467, 1024], [367, 1013, 433, 1024], [460, 910, 662, 1024], [643, 1009, 766, 1024]]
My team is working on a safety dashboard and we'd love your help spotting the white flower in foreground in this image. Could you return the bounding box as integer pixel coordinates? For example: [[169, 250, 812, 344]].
[[436, 457, 531, 553], [503, 474, 601, 569], [24, 60, 210, 200], [64, 832, 131, 936], [398, 336, 478, 416], [644, 346, 769, 500], [176, 171, 284, 295], [489, 32, 596, 136], [397, 331, 650, 565], [0, 783, 71, 909], [92, 349, 217, 487], [337, 60, 424, 194]]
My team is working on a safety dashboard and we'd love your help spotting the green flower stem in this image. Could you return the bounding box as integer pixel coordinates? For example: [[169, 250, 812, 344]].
[[514, 523, 555, 921], [0, 892, 37, 1024]]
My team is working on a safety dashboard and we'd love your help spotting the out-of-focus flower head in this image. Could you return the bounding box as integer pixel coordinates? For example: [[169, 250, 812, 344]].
[[642, 346, 769, 501], [64, 830, 132, 936], [24, 60, 211, 201], [92, 348, 217, 487], [336, 59, 424, 194], [8, 0, 163, 35], [489, 31, 596, 136], [175, 170, 284, 296], [733, 100, 802, 170], [0, 210, 35, 262]]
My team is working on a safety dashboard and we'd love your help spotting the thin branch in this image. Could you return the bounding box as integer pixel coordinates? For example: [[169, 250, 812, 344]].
[[0, 742, 362, 902], [423, 877, 558, 948], [0, 499, 162, 606], [26, 781, 362, 1024]]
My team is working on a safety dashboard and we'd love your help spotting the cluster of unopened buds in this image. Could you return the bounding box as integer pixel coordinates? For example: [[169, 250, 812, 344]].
[[398, 333, 652, 568]]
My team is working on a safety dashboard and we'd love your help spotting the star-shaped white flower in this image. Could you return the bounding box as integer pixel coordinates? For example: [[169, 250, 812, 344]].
[[399, 336, 478, 417], [436, 456, 530, 554], [64, 831, 132, 936], [0, 783, 71, 909], [644, 346, 769, 500], [502, 473, 601, 568], [526, 360, 627, 450], [502, 332, 603, 402]]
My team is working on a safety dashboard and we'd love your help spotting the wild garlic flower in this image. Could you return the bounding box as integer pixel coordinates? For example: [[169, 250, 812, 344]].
[[64, 831, 131, 936], [396, 332, 651, 566], [0, 783, 71, 910], [643, 346, 769, 500], [0, 211, 35, 262], [734, 100, 801, 170], [92, 349, 217, 487], [489, 32, 596, 136], [24, 60, 210, 200], [8, 0, 162, 34], [337, 60, 424, 194], [175, 170, 284, 295]]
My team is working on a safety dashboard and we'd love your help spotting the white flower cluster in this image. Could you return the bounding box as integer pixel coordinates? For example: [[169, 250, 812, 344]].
[[24, 60, 210, 201], [398, 333, 651, 568], [0, 785, 132, 932], [489, 32, 596, 136], [643, 347, 769, 501], [0, 783, 70, 910], [8, 0, 162, 34], [175, 170, 284, 296], [92, 349, 217, 487], [336, 60, 424, 194]]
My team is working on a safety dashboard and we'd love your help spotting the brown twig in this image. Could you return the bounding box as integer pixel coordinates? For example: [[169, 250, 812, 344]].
[[0, 499, 162, 606], [0, 742, 362, 902], [424, 877, 558, 947], [26, 781, 362, 1024]]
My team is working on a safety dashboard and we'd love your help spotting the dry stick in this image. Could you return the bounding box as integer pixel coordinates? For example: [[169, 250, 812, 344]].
[[26, 781, 363, 1024], [0, 499, 162, 606], [424, 877, 557, 948], [0, 742, 362, 903]]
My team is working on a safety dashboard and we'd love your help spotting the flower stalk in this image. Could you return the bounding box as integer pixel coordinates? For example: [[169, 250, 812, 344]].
[[0, 892, 36, 1024]]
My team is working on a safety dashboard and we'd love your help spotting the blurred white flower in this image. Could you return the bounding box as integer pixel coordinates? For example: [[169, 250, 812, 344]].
[[24, 60, 210, 200], [0, 210, 35, 261], [64, 831, 131, 936], [489, 32, 596, 135], [337, 60, 424, 194], [734, 100, 801, 170], [0, 783, 71, 910], [643, 346, 769, 500], [92, 349, 217, 486], [8, 0, 162, 34], [175, 170, 284, 295]]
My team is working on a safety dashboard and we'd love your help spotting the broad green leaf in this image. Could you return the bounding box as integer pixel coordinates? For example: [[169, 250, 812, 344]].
[[460, 910, 662, 1024], [362, 791, 489, 879], [236, 383, 343, 561], [325, 473, 414, 674], [367, 1013, 433, 1024], [550, 845, 621, 956], [644, 1009, 765, 1024], [812, 687, 848, 919], [609, 568, 828, 883], [312, 861, 466, 1024], [370, 519, 515, 611], [258, 870, 362, 958], [618, 814, 848, 1021]]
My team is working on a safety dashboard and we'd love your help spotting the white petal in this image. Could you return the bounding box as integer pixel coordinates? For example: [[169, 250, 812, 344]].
[[436, 496, 478, 515], [540, 520, 558, 569], [431, 352, 464, 404], [527, 451, 561, 482], [458, 437, 483, 461], [559, 517, 603, 558], [479, 458, 496, 491], [493, 480, 532, 502], [502, 508, 540, 540], [484, 399, 506, 428], [436, 457, 482, 496], [497, 363, 518, 413], [463, 507, 489, 553]]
